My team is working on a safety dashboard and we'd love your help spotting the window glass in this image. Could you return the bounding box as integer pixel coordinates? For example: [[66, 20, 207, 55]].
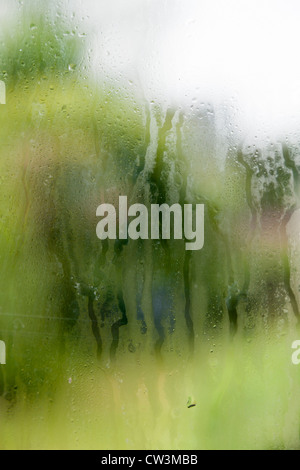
[[0, 0, 300, 450]]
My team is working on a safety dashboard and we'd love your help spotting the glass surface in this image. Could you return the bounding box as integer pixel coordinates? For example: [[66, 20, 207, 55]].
[[1, 0, 300, 450]]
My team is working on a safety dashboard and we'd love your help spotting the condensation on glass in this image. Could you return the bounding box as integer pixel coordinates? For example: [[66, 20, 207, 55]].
[[0, 0, 300, 451]]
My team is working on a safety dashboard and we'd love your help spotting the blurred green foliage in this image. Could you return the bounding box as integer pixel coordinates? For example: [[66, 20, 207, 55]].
[[0, 14, 81, 86], [0, 6, 300, 450]]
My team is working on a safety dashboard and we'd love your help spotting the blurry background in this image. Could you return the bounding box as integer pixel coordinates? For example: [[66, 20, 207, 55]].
[[0, 0, 300, 450]]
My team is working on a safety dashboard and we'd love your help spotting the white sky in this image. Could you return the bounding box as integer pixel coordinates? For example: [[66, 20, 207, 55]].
[[71, 0, 300, 142], [2, 0, 300, 142]]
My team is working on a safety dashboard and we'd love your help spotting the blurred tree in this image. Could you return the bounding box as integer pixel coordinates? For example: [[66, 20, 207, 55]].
[[0, 9, 82, 87]]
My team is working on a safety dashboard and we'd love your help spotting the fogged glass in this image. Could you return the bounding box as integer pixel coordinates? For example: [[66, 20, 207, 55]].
[[0, 0, 300, 450]]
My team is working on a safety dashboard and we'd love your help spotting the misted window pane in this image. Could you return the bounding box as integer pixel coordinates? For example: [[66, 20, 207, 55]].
[[0, 0, 300, 451]]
